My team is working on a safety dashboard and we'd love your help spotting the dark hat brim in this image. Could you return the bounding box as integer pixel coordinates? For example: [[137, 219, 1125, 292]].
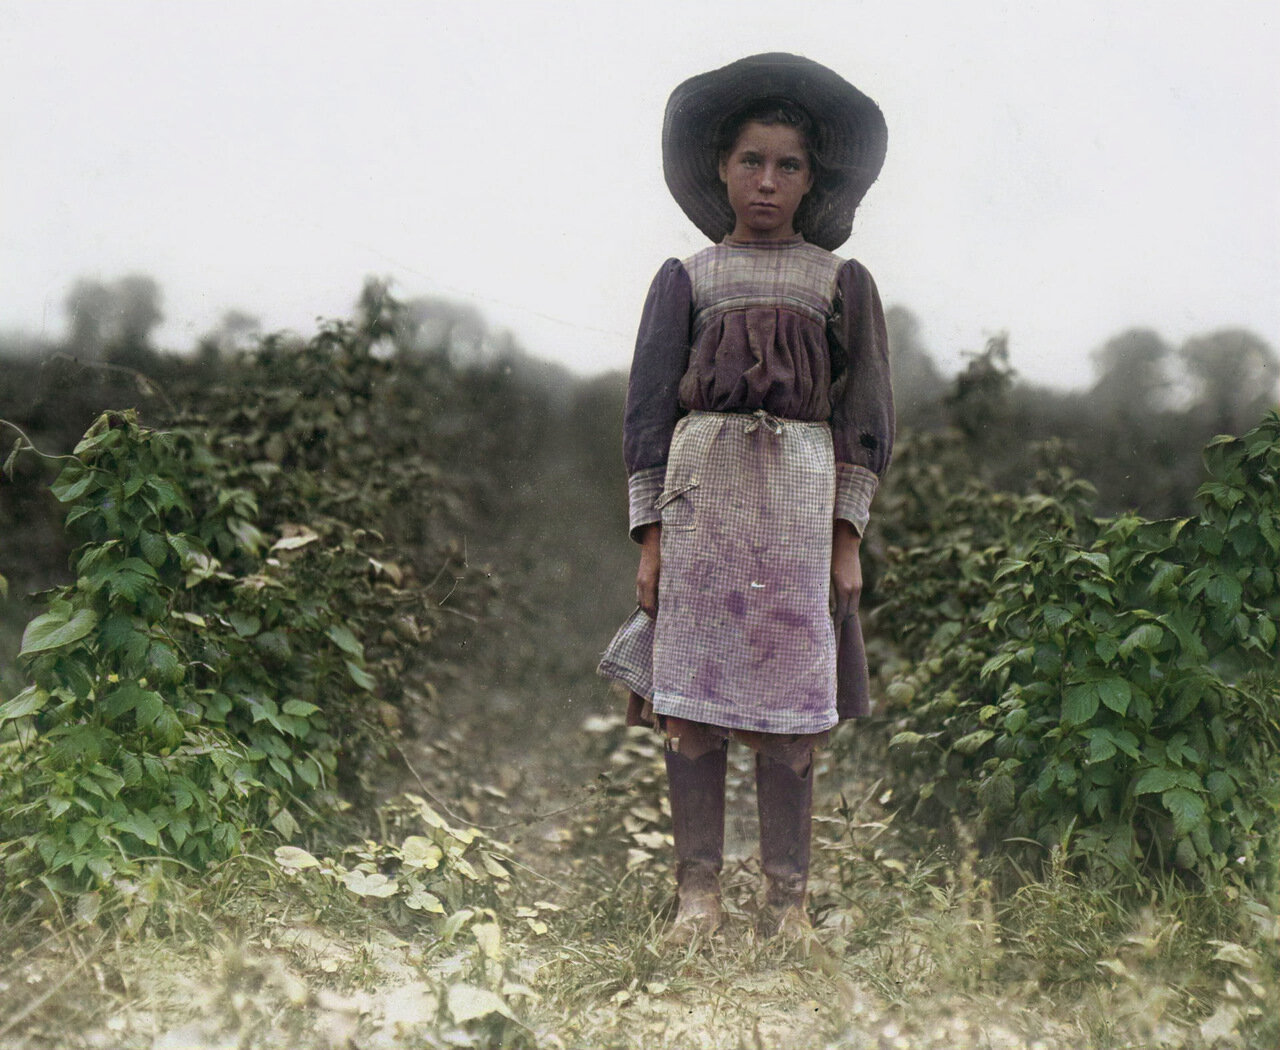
[[662, 52, 887, 252]]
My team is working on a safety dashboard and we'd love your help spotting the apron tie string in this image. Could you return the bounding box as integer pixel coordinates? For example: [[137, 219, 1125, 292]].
[[743, 409, 785, 436]]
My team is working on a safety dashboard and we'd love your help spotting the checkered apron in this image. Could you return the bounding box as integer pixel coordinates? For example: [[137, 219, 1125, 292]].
[[600, 409, 838, 734]]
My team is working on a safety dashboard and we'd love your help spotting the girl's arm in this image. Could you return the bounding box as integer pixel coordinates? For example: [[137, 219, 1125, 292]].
[[828, 259, 893, 617], [635, 523, 662, 617], [623, 259, 693, 543], [831, 519, 862, 621], [829, 258, 895, 539]]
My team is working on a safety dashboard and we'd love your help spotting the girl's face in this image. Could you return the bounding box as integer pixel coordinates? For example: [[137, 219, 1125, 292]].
[[718, 121, 814, 242]]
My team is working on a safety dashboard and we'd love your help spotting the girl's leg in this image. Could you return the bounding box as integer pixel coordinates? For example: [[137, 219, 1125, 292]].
[[742, 732, 817, 937], [663, 718, 728, 937]]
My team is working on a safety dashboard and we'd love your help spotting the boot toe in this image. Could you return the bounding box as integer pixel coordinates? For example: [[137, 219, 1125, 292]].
[[665, 893, 725, 943]]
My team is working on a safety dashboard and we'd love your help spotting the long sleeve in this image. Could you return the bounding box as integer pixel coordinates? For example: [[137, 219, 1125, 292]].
[[828, 258, 894, 535], [622, 259, 693, 540]]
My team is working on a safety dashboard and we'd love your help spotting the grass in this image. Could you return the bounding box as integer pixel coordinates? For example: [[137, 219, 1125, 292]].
[[0, 710, 1276, 1049]]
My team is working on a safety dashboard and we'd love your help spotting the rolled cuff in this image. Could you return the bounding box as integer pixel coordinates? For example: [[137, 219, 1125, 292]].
[[835, 463, 879, 536], [628, 465, 666, 541]]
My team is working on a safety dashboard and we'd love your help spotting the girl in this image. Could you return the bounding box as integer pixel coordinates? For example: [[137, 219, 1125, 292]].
[[599, 52, 893, 940]]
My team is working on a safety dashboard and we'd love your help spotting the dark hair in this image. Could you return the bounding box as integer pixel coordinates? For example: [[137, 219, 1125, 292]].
[[713, 98, 833, 236]]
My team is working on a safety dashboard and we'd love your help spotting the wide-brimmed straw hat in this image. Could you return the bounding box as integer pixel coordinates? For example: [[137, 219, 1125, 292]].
[[662, 53, 887, 252]]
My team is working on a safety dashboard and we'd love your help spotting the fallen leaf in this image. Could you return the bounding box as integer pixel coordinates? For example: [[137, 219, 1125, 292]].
[[447, 983, 511, 1023], [404, 889, 445, 914], [275, 845, 321, 871], [401, 836, 443, 870], [472, 922, 502, 961], [341, 870, 398, 897]]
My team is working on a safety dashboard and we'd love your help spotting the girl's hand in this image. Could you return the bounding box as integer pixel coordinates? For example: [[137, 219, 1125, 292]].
[[831, 519, 862, 621], [636, 523, 662, 618]]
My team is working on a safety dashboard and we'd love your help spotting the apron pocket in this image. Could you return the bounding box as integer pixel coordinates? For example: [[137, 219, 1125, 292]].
[[656, 481, 699, 530]]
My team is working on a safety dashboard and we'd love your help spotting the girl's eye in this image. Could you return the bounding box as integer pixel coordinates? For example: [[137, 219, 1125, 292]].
[[782, 159, 803, 173]]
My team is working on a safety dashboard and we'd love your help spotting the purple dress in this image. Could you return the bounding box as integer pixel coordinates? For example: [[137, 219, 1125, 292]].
[[600, 235, 894, 732]]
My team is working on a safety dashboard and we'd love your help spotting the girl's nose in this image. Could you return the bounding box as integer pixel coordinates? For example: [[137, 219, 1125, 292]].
[[758, 165, 777, 190]]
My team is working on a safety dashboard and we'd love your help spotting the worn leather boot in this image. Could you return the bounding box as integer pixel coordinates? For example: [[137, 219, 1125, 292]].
[[664, 742, 727, 941], [756, 752, 814, 940]]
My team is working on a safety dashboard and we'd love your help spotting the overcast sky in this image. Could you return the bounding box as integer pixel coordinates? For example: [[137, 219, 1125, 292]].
[[2, 0, 1278, 389]]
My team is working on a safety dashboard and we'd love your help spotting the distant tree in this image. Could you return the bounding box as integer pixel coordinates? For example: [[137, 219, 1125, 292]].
[[63, 274, 164, 366], [886, 305, 947, 423], [1180, 328, 1279, 434], [396, 294, 488, 362], [947, 333, 1014, 445], [65, 279, 116, 359], [1089, 328, 1172, 416], [113, 275, 163, 349], [195, 309, 262, 371]]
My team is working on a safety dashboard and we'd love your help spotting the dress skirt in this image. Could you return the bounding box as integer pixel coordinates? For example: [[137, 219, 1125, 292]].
[[600, 410, 840, 735]]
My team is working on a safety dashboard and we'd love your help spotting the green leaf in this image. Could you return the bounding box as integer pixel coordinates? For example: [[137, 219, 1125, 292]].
[[1062, 683, 1099, 725], [1205, 574, 1243, 614], [980, 651, 1015, 678], [993, 559, 1028, 581], [1118, 623, 1163, 657], [1078, 579, 1115, 604], [0, 684, 48, 722], [345, 660, 376, 691], [248, 697, 278, 724], [295, 758, 320, 789], [1096, 678, 1131, 716], [228, 612, 260, 637], [151, 706, 185, 749], [1083, 729, 1117, 763], [138, 531, 169, 568], [147, 643, 184, 685], [1042, 605, 1073, 631], [1162, 788, 1207, 837], [147, 478, 184, 512], [1206, 771, 1236, 806], [135, 690, 164, 728], [254, 631, 292, 664], [51, 469, 96, 503], [953, 729, 996, 756], [1133, 767, 1179, 796], [116, 813, 160, 846], [103, 683, 146, 720], [1162, 608, 1208, 663], [326, 623, 364, 658], [167, 532, 203, 564], [120, 752, 143, 786], [1094, 634, 1119, 662], [271, 806, 300, 839], [282, 700, 320, 717], [73, 425, 122, 457], [91, 763, 125, 799], [21, 607, 99, 654]]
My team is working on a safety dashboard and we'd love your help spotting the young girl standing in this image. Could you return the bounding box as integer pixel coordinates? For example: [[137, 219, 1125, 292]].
[[600, 53, 893, 939]]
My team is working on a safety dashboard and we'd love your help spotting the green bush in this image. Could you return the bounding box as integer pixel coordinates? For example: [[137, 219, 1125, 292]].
[[0, 305, 483, 901], [870, 413, 1280, 888]]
